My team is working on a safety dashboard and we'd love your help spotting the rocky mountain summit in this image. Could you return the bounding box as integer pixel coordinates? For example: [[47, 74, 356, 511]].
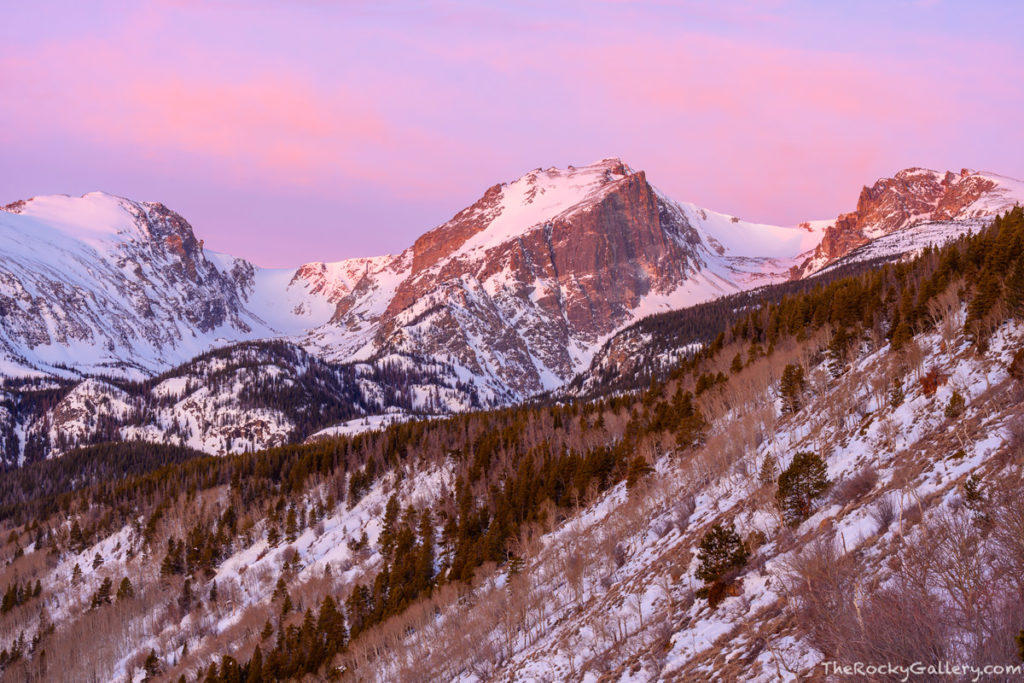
[[794, 167, 1024, 276]]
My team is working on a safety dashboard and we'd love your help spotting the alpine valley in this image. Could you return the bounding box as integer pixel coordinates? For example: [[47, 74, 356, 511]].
[[1, 160, 1024, 682]]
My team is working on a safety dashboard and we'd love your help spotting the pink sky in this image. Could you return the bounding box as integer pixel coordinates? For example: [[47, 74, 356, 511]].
[[1, 1, 1022, 267]]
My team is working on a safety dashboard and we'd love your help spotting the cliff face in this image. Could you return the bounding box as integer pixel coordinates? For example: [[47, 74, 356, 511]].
[[356, 161, 707, 397], [795, 168, 1015, 277]]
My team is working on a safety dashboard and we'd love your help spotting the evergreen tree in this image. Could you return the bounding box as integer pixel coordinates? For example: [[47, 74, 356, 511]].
[[379, 494, 401, 561], [625, 456, 654, 489], [345, 584, 372, 638], [69, 519, 84, 552], [284, 506, 298, 543], [272, 576, 287, 602], [730, 353, 743, 374], [827, 326, 852, 376], [695, 522, 749, 607], [1007, 259, 1024, 317], [90, 577, 113, 609], [889, 381, 905, 408], [298, 607, 318, 669], [247, 645, 264, 683], [758, 454, 777, 487], [160, 538, 184, 576], [779, 364, 806, 413], [695, 523, 750, 585], [260, 619, 274, 640], [945, 391, 966, 419], [116, 577, 134, 602], [415, 510, 435, 594], [966, 270, 1002, 330], [672, 388, 707, 449], [889, 321, 913, 351], [178, 578, 193, 612], [964, 473, 988, 524], [142, 649, 160, 681], [219, 655, 243, 683], [316, 594, 348, 660], [776, 452, 830, 526]]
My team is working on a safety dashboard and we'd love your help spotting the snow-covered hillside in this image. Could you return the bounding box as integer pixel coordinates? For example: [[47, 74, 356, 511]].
[[6, 263, 1023, 681], [0, 339, 487, 462], [434, 316, 1023, 682]]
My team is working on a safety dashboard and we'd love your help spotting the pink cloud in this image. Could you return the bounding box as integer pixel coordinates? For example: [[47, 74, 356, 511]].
[[0, 36, 472, 200]]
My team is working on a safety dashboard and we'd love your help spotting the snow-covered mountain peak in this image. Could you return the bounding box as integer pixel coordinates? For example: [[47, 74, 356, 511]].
[[860, 166, 1023, 226], [454, 157, 636, 254], [0, 192, 262, 379], [400, 158, 643, 275], [1, 192, 149, 250], [2, 160, 1020, 410], [0, 191, 206, 255]]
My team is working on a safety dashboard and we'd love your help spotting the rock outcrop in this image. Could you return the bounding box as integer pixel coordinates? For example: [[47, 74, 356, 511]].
[[794, 168, 1018, 277]]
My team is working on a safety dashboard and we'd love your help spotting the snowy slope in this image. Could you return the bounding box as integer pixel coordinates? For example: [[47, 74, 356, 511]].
[[451, 162, 640, 258], [0, 193, 270, 378], [345, 315, 1024, 682], [667, 196, 826, 260]]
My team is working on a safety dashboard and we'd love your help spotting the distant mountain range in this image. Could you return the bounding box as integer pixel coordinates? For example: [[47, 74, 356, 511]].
[[0, 159, 1021, 460]]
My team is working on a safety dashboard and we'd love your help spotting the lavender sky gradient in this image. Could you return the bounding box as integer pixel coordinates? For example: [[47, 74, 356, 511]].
[[1, 1, 1022, 267]]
